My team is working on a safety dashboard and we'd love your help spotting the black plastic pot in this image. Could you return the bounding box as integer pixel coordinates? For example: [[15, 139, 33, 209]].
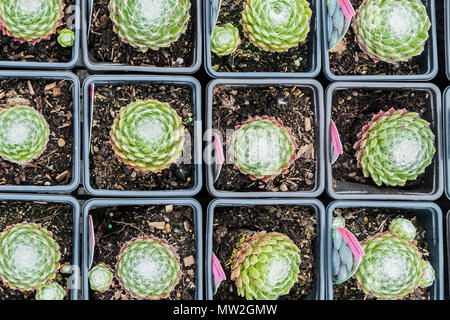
[[205, 78, 325, 198], [204, 0, 321, 78], [325, 201, 444, 300], [82, 75, 202, 197], [444, 87, 450, 199], [0, 70, 80, 193], [82, 0, 202, 73], [326, 82, 443, 200], [81, 198, 203, 300], [322, 0, 438, 81], [446, 0, 450, 80], [205, 198, 326, 300], [0, 193, 81, 300]]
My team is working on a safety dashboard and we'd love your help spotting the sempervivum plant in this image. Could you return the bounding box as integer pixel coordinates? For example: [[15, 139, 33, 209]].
[[116, 236, 182, 300], [353, 108, 435, 187], [231, 116, 297, 182], [110, 100, 185, 172], [109, 0, 191, 52], [0, 0, 64, 44], [35, 282, 65, 300], [88, 263, 114, 293], [211, 23, 241, 56], [241, 0, 312, 52], [0, 223, 61, 291], [0, 105, 50, 165], [353, 0, 431, 63], [230, 231, 301, 300]]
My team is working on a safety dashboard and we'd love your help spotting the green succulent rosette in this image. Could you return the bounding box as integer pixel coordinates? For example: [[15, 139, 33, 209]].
[[230, 231, 301, 300], [110, 99, 185, 172], [0, 0, 64, 44], [353, 108, 435, 187], [88, 263, 114, 293], [0, 105, 50, 165], [211, 23, 241, 56], [231, 116, 297, 182], [116, 236, 182, 300], [353, 0, 431, 63], [109, 0, 191, 52], [389, 218, 416, 240], [57, 28, 74, 47], [35, 282, 65, 300], [241, 0, 312, 52], [0, 223, 61, 291]]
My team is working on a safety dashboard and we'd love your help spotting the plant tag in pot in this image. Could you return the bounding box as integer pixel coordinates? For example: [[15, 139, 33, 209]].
[[212, 132, 224, 183], [212, 253, 226, 294], [88, 215, 95, 270], [328, 0, 355, 50], [210, 0, 223, 33], [330, 120, 343, 164]]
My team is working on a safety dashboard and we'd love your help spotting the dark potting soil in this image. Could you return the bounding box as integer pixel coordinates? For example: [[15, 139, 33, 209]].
[[332, 207, 431, 300], [331, 88, 434, 189], [0, 79, 74, 186], [89, 205, 196, 300], [211, 0, 312, 73], [0, 0, 74, 63], [89, 83, 194, 191], [213, 205, 317, 300], [213, 85, 316, 192], [0, 201, 73, 300], [329, 0, 423, 76], [88, 0, 195, 68]]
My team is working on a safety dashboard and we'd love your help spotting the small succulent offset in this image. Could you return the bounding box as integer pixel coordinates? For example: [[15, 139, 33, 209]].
[[116, 236, 182, 300], [0, 223, 61, 291], [356, 218, 435, 299], [211, 23, 241, 56], [35, 282, 65, 300], [231, 116, 297, 182], [57, 28, 75, 48], [88, 263, 114, 293], [109, 0, 191, 52], [230, 231, 301, 300], [0, 105, 50, 165], [110, 100, 185, 172], [241, 0, 312, 52], [0, 0, 64, 44], [353, 108, 435, 187], [353, 0, 431, 63], [389, 217, 416, 241]]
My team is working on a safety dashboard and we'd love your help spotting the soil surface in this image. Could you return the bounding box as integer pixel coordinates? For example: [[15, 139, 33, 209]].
[[212, 85, 316, 193], [88, 0, 195, 68], [332, 207, 431, 300], [89, 83, 194, 191], [0, 79, 74, 186], [213, 205, 317, 300], [0, 201, 73, 300], [89, 205, 197, 300], [329, 0, 424, 76], [0, 0, 74, 63], [331, 88, 434, 190], [211, 0, 312, 73]]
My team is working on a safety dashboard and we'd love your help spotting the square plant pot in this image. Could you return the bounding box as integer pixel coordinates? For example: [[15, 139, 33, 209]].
[[444, 87, 450, 199], [322, 0, 438, 81], [82, 198, 203, 300], [0, 70, 80, 193], [205, 198, 326, 300], [205, 78, 325, 198], [204, 0, 321, 78], [325, 201, 444, 300], [326, 82, 443, 200], [82, 75, 202, 197], [0, 193, 81, 300], [0, 0, 80, 69], [82, 0, 202, 74]]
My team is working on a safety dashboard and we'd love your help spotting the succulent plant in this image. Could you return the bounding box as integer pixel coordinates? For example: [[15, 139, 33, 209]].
[[332, 215, 346, 229], [116, 236, 181, 300], [57, 28, 74, 47], [332, 228, 358, 284], [35, 282, 65, 300], [211, 23, 241, 56], [0, 105, 50, 165], [230, 231, 301, 300], [353, 108, 435, 187], [0, 0, 64, 44], [0, 223, 60, 291], [419, 260, 435, 288], [109, 0, 191, 52], [241, 0, 312, 52], [231, 116, 297, 182], [389, 218, 416, 241], [110, 100, 185, 172], [88, 263, 114, 293], [353, 0, 431, 63]]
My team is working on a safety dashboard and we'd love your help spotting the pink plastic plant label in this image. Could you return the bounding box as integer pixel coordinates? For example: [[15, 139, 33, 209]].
[[337, 227, 365, 262], [330, 120, 343, 164], [88, 215, 95, 269], [213, 133, 224, 166], [212, 253, 226, 294], [337, 0, 355, 23]]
